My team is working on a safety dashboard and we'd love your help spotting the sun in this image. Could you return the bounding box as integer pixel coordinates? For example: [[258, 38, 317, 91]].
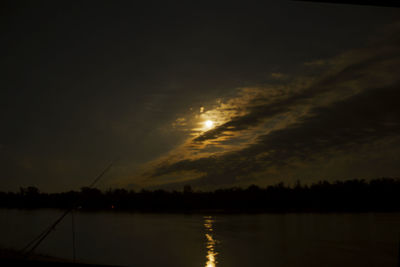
[[204, 120, 214, 129]]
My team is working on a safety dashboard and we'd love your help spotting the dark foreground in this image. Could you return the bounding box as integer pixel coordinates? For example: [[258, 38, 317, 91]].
[[0, 249, 122, 267], [0, 258, 122, 266]]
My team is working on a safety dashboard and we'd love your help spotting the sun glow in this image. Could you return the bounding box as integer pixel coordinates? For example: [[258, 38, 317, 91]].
[[204, 120, 214, 129]]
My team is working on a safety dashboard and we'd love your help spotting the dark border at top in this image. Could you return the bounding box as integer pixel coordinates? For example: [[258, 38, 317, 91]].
[[292, 0, 400, 8]]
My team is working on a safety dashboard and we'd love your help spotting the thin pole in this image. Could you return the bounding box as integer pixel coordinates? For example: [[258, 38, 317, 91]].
[[20, 224, 54, 253], [71, 210, 76, 263], [21, 161, 115, 257], [24, 208, 73, 257]]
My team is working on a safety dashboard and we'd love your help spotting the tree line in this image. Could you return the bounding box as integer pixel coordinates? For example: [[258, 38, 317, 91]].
[[0, 178, 399, 213]]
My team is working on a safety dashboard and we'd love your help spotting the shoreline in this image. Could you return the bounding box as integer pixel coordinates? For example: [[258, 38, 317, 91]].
[[2, 207, 400, 215]]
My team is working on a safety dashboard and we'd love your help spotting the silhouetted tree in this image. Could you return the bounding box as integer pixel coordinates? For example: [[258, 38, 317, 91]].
[[1, 178, 400, 212]]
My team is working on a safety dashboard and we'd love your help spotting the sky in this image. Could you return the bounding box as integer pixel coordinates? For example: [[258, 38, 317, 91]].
[[1, 1, 400, 192]]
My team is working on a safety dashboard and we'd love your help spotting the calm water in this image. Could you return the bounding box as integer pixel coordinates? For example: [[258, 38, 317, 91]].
[[0, 209, 399, 267]]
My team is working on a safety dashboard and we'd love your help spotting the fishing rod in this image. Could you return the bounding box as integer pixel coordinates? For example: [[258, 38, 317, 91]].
[[20, 161, 115, 258]]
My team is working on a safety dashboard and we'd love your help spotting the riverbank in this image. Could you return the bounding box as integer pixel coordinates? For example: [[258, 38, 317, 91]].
[[2, 178, 399, 213]]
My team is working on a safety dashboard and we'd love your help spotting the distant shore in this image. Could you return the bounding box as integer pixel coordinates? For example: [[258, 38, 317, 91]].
[[1, 178, 399, 213]]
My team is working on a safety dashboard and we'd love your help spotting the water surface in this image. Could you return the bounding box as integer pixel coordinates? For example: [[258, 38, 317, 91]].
[[0, 209, 399, 267]]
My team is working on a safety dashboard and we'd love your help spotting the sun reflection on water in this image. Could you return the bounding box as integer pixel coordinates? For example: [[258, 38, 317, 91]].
[[204, 216, 218, 267]]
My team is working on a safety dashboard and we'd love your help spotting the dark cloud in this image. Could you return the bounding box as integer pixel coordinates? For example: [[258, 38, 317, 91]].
[[152, 81, 400, 187], [193, 45, 400, 143], [2, 1, 400, 191], [150, 38, 400, 187]]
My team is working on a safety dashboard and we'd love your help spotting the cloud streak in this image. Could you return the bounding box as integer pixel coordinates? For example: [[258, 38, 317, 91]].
[[145, 27, 400, 188]]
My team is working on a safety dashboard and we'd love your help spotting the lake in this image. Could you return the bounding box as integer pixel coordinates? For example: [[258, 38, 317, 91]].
[[0, 209, 399, 267]]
